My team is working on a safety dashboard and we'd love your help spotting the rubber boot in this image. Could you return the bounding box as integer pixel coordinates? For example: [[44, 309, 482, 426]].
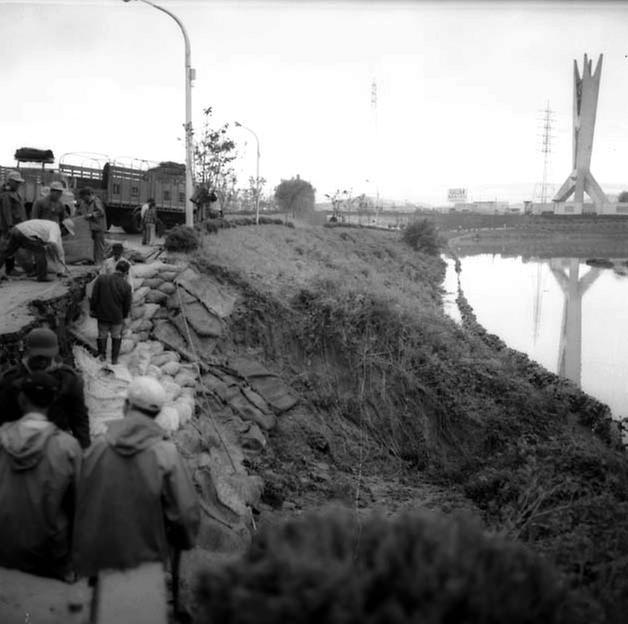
[[111, 338, 122, 365], [96, 339, 107, 361]]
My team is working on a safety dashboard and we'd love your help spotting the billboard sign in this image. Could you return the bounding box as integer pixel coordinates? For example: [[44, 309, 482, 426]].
[[447, 188, 467, 203]]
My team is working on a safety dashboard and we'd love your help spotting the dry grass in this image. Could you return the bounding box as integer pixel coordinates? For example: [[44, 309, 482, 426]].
[[196, 223, 443, 315]]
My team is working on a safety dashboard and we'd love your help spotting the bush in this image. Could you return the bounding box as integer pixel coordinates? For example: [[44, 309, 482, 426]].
[[164, 225, 199, 252], [195, 507, 595, 624], [402, 219, 440, 255]]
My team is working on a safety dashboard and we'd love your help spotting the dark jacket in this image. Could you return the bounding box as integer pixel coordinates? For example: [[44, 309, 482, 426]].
[[73, 413, 199, 577], [90, 272, 132, 324], [78, 197, 107, 232], [0, 189, 26, 233], [0, 361, 91, 449], [0, 417, 81, 579], [31, 195, 67, 224]]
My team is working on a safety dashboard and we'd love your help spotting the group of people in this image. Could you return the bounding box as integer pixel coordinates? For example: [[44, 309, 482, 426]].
[[0, 171, 159, 282], [0, 327, 199, 581]]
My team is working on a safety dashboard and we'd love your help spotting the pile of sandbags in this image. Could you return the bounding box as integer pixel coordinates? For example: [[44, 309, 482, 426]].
[[122, 262, 186, 355]]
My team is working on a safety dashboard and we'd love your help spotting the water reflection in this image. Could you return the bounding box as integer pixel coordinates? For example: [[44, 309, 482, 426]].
[[549, 259, 600, 385], [444, 254, 628, 418]]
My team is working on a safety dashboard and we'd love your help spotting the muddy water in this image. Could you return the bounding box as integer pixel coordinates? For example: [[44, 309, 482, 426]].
[[444, 254, 628, 419]]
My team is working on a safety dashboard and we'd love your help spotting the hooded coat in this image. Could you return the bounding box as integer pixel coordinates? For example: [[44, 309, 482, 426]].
[[73, 413, 199, 578], [0, 417, 81, 578]]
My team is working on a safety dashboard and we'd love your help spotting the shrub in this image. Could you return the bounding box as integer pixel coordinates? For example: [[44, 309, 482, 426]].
[[164, 225, 199, 252], [402, 219, 440, 255], [195, 507, 595, 624]]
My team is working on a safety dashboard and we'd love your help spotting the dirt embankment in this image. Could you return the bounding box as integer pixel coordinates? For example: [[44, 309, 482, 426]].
[[192, 223, 628, 622]]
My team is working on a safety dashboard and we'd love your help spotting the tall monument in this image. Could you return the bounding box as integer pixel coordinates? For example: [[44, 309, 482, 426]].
[[553, 54, 609, 214]]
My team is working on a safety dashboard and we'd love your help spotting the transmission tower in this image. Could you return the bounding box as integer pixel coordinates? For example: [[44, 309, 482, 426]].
[[537, 102, 555, 206], [370, 77, 380, 218]]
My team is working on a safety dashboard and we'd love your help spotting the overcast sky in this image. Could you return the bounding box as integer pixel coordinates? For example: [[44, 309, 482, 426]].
[[1, 0, 627, 205]]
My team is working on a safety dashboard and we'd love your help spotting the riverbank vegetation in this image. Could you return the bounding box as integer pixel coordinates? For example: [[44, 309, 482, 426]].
[[194, 222, 628, 621]]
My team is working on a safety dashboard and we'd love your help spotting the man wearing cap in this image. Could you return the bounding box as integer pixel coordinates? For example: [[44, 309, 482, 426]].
[[31, 181, 70, 225], [0, 218, 68, 281], [77, 187, 107, 265], [90, 259, 132, 365], [100, 242, 134, 290], [0, 328, 90, 449], [0, 170, 27, 276], [73, 376, 199, 578], [0, 371, 81, 580]]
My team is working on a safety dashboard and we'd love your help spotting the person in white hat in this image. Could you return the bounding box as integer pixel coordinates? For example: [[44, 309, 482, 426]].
[[31, 180, 69, 226], [0, 170, 27, 276], [73, 376, 199, 578]]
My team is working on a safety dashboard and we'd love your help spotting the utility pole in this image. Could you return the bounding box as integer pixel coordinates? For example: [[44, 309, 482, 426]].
[[538, 101, 555, 208]]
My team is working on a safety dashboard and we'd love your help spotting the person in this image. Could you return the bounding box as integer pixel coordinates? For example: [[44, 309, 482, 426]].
[[31, 181, 69, 225], [142, 199, 157, 245], [0, 328, 91, 449], [140, 197, 155, 222], [73, 376, 199, 578], [0, 218, 68, 282], [0, 170, 27, 276], [0, 372, 81, 580], [77, 187, 107, 265], [90, 259, 132, 365], [101, 242, 134, 290]]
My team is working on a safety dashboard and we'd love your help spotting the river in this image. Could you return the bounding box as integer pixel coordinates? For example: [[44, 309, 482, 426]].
[[443, 254, 628, 420]]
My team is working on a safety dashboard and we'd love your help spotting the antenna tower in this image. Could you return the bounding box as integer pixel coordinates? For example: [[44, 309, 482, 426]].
[[538, 102, 555, 206], [371, 77, 380, 217]]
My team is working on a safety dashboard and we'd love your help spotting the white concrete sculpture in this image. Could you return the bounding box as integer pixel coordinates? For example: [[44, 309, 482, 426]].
[[553, 54, 609, 214]]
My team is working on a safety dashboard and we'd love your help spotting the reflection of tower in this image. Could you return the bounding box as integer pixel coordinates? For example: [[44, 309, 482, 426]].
[[549, 258, 600, 384], [553, 54, 609, 214]]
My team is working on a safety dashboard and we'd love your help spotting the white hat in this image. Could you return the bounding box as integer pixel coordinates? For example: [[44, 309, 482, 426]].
[[7, 170, 24, 183], [50, 181, 64, 192], [62, 218, 75, 236], [126, 376, 167, 415]]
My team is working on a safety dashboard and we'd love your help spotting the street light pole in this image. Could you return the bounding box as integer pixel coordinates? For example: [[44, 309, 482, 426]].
[[123, 0, 195, 227], [235, 121, 260, 225]]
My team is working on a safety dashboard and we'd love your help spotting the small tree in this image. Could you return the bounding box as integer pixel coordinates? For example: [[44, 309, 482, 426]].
[[402, 219, 440, 255], [194, 107, 239, 213], [618, 191, 628, 203], [274, 176, 316, 218]]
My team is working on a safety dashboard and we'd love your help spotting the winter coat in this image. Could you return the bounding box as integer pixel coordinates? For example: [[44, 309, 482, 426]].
[[77, 197, 107, 232], [90, 272, 132, 324], [73, 413, 199, 577], [0, 416, 81, 579], [0, 189, 26, 234], [0, 361, 91, 449], [31, 195, 68, 224]]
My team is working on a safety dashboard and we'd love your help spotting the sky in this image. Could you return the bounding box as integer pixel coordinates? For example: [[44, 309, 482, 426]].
[[1, 0, 628, 205]]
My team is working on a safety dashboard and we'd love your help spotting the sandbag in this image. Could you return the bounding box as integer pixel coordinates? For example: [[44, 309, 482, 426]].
[[161, 361, 181, 377], [130, 305, 146, 320], [132, 286, 150, 304], [135, 319, 153, 332], [174, 371, 197, 388], [131, 261, 178, 279], [161, 271, 180, 282], [120, 339, 135, 355], [146, 289, 168, 304], [152, 307, 170, 320], [161, 380, 182, 402], [174, 397, 194, 425], [158, 282, 176, 295], [143, 303, 161, 320], [156, 405, 180, 432], [180, 387, 196, 400], [145, 341, 164, 355], [136, 331, 150, 343], [146, 364, 163, 379], [142, 278, 164, 290], [150, 351, 180, 367], [132, 277, 144, 290]]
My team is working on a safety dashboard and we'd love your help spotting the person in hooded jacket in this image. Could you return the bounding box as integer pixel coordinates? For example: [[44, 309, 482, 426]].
[[73, 376, 199, 578], [0, 372, 81, 580], [0, 328, 90, 449]]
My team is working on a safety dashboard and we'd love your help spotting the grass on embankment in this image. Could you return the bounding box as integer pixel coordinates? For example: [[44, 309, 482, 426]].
[[194, 222, 628, 622]]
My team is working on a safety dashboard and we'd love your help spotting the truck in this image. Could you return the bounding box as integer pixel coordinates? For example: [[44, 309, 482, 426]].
[[0, 147, 76, 216], [59, 153, 193, 233]]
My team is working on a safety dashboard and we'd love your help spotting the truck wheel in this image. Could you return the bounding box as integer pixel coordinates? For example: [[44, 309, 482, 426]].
[[122, 209, 142, 234]]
